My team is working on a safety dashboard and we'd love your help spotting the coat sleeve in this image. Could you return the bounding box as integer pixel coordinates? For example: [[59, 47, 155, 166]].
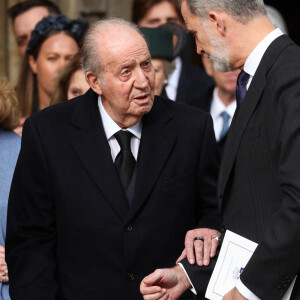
[[6, 117, 58, 300], [196, 113, 221, 230]]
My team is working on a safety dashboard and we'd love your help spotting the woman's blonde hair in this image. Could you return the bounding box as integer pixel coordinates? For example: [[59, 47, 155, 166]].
[[0, 77, 21, 130]]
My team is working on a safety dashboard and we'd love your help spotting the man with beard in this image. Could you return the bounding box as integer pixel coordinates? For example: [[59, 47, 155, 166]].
[[140, 0, 300, 299]]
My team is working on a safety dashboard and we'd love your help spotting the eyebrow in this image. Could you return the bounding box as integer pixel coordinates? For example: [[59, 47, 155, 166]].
[[119, 61, 136, 71], [147, 18, 161, 23], [118, 56, 151, 71], [143, 56, 151, 62], [16, 34, 27, 41]]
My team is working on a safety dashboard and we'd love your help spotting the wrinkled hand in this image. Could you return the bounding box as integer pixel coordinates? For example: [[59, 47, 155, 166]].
[[140, 265, 191, 300], [176, 228, 221, 266], [223, 287, 247, 300], [0, 245, 8, 283]]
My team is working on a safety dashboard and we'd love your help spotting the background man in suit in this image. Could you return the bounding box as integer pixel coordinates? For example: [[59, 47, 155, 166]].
[[140, 0, 300, 299], [8, 0, 61, 57], [6, 18, 220, 300], [131, 0, 214, 103], [188, 56, 240, 156]]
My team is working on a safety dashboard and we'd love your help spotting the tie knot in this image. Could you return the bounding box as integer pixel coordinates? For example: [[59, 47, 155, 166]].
[[221, 111, 230, 122], [114, 130, 132, 150], [237, 70, 250, 86]]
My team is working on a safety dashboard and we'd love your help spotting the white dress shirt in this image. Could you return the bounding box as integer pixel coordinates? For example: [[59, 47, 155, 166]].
[[236, 27, 283, 300], [210, 87, 236, 141], [98, 96, 142, 162], [165, 57, 182, 101]]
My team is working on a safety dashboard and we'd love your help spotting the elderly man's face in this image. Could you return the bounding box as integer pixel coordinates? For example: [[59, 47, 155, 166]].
[[96, 28, 155, 128]]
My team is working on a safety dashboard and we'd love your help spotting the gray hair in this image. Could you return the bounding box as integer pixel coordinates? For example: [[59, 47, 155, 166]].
[[179, 0, 266, 23], [81, 18, 143, 77], [265, 5, 288, 34]]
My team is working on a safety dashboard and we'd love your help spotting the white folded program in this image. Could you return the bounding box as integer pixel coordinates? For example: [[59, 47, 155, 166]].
[[205, 230, 296, 300]]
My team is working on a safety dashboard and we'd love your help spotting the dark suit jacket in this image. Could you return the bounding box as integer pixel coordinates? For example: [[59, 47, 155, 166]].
[[183, 35, 300, 300], [188, 86, 228, 157], [175, 59, 214, 104], [6, 91, 220, 300]]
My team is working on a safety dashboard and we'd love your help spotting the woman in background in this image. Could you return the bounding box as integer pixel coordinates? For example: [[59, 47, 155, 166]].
[[51, 52, 90, 104], [139, 23, 185, 97], [0, 77, 21, 300], [16, 14, 88, 118]]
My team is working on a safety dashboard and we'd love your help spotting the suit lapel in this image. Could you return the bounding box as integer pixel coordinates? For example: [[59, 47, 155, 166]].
[[218, 35, 293, 206], [125, 97, 176, 222], [70, 89, 129, 221], [218, 74, 265, 199]]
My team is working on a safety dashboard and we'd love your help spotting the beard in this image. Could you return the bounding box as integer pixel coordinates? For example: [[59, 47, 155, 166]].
[[202, 21, 233, 72]]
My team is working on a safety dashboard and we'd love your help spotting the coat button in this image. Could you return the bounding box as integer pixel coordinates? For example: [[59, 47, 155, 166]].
[[125, 223, 133, 232], [127, 272, 135, 281]]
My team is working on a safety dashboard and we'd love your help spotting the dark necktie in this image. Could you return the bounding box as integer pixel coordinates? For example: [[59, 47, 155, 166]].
[[114, 130, 136, 191], [219, 111, 230, 140], [236, 70, 250, 109]]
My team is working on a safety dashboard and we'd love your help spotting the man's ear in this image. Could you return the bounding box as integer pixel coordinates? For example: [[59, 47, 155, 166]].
[[28, 55, 38, 74], [208, 11, 226, 36], [85, 72, 103, 95]]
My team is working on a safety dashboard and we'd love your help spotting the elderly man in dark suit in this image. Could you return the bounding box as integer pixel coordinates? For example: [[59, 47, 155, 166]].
[[140, 0, 300, 299], [6, 18, 220, 300]]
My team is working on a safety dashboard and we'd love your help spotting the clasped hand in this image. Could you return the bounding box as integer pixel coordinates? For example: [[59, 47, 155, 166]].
[[140, 228, 221, 299], [0, 245, 9, 283]]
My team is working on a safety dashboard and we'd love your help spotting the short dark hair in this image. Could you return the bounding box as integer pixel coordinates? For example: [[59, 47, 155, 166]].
[[8, 0, 61, 21], [132, 0, 182, 24]]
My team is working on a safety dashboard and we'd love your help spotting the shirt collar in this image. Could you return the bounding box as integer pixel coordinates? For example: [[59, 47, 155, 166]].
[[244, 28, 283, 77], [210, 87, 236, 120], [98, 95, 142, 140], [167, 57, 182, 89]]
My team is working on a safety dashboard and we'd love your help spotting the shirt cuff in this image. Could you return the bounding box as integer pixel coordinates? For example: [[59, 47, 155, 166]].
[[236, 278, 260, 300], [177, 263, 197, 295]]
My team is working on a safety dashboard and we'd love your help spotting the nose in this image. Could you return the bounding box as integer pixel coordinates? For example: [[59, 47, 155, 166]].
[[57, 58, 67, 72], [196, 40, 204, 55], [134, 68, 149, 89]]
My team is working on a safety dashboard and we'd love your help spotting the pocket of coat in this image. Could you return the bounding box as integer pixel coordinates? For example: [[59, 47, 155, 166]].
[[241, 127, 260, 144], [160, 169, 194, 194]]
